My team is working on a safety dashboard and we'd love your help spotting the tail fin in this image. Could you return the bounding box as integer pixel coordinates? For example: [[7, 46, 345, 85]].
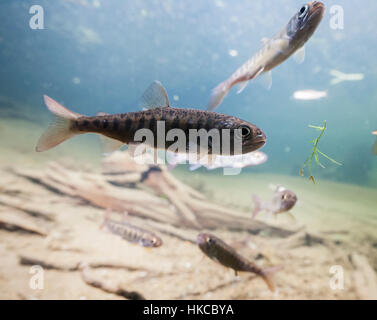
[[261, 274, 275, 292], [207, 81, 230, 111], [329, 69, 346, 85], [260, 266, 283, 292], [251, 195, 263, 219], [36, 95, 83, 152]]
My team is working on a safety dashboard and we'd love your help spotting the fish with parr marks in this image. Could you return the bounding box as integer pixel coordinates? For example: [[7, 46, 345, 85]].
[[36, 81, 266, 156], [102, 211, 162, 248]]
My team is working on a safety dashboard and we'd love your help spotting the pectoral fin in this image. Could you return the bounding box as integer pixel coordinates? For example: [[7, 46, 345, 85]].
[[294, 45, 305, 64], [285, 212, 296, 222], [237, 80, 249, 94]]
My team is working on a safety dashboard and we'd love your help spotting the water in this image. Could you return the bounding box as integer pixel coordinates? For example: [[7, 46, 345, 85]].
[[0, 0, 376, 300]]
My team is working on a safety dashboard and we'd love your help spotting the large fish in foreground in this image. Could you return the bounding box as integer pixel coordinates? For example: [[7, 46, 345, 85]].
[[36, 81, 266, 155], [197, 233, 278, 292], [207, 1, 325, 111]]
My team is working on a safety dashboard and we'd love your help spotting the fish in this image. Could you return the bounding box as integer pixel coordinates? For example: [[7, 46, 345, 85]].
[[36, 81, 266, 156], [372, 130, 377, 155], [102, 211, 162, 248], [252, 186, 297, 219], [165, 150, 267, 171], [207, 1, 326, 111], [330, 69, 364, 85], [197, 233, 278, 292], [189, 151, 267, 171], [293, 89, 327, 101]]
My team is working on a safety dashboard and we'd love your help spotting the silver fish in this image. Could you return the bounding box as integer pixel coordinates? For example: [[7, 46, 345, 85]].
[[252, 187, 297, 219], [102, 212, 162, 248], [207, 1, 325, 111], [189, 151, 267, 171]]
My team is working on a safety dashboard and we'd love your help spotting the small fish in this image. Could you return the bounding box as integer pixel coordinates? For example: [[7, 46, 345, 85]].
[[36, 81, 266, 155], [293, 89, 327, 101], [190, 151, 267, 171], [197, 233, 277, 292], [102, 212, 162, 248], [372, 130, 377, 155], [252, 187, 297, 219], [330, 69, 364, 85], [207, 1, 325, 110]]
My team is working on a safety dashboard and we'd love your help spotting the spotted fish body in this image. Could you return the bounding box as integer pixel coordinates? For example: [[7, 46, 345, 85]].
[[73, 107, 264, 154], [103, 217, 162, 248], [207, 1, 326, 111], [36, 82, 266, 155], [197, 233, 276, 292]]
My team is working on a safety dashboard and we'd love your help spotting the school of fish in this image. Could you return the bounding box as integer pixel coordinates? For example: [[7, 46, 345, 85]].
[[34, 2, 330, 294]]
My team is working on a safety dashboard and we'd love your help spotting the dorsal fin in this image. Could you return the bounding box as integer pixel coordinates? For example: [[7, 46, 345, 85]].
[[138, 81, 170, 110]]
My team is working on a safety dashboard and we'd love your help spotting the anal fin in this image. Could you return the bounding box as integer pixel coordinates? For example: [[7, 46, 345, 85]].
[[100, 136, 124, 155]]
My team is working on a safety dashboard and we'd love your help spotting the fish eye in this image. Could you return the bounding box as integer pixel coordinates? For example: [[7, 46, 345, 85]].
[[239, 126, 252, 138], [206, 237, 213, 244], [299, 5, 309, 19]]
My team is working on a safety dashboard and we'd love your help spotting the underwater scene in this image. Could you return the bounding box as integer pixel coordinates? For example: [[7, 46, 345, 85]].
[[0, 0, 376, 301]]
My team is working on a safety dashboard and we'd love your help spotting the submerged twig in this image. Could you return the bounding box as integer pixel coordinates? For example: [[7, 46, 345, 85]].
[[300, 120, 342, 184]]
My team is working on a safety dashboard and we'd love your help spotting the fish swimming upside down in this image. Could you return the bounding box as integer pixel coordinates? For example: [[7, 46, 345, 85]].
[[207, 1, 325, 111], [36, 81, 266, 156]]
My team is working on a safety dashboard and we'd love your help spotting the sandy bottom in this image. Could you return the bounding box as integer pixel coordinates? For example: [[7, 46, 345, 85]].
[[0, 117, 376, 300]]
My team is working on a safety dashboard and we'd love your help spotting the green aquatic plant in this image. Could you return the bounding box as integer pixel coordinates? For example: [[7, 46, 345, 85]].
[[300, 120, 342, 184]]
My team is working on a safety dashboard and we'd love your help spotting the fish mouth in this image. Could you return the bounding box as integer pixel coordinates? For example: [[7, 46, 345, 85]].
[[196, 233, 207, 245], [372, 130, 377, 136], [308, 1, 325, 21], [252, 133, 267, 149]]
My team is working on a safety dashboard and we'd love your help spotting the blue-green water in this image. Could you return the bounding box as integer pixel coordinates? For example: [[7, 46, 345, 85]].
[[0, 0, 376, 186]]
